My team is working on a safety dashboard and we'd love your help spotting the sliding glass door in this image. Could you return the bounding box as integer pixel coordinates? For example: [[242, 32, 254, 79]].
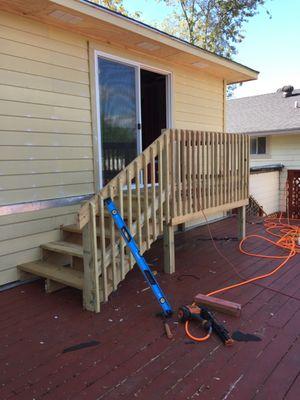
[[97, 57, 141, 186]]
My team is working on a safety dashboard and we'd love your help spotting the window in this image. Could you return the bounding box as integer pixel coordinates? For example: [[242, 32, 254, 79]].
[[250, 137, 267, 155]]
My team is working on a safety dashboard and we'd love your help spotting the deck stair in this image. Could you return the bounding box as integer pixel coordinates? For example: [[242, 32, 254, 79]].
[[18, 129, 250, 313]]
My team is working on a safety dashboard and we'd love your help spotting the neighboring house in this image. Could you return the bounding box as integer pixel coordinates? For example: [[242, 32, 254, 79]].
[[228, 86, 300, 217], [0, 0, 256, 307]]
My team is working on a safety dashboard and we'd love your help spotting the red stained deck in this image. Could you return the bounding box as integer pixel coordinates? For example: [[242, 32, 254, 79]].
[[1, 216, 300, 400]]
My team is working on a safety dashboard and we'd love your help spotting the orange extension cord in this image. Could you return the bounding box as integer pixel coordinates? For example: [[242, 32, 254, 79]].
[[185, 213, 300, 342]]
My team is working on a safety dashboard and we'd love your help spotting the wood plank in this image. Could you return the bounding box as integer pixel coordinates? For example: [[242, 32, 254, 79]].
[[163, 133, 170, 224], [158, 139, 164, 233], [176, 129, 182, 216], [109, 186, 117, 290], [171, 199, 249, 225], [143, 152, 150, 249], [126, 168, 134, 268], [181, 130, 187, 214], [187, 130, 192, 213], [192, 130, 197, 213], [99, 196, 108, 302], [41, 241, 84, 258], [18, 261, 83, 289], [117, 178, 126, 280], [194, 293, 241, 317], [150, 146, 157, 240], [163, 224, 175, 274], [202, 131, 206, 209], [135, 160, 142, 249], [170, 130, 176, 218]]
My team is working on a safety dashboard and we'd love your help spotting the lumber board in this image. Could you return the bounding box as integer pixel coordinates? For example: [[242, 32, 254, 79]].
[[18, 260, 84, 289], [194, 293, 241, 317]]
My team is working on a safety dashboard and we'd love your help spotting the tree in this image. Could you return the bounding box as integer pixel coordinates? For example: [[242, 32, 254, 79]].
[[157, 0, 269, 58]]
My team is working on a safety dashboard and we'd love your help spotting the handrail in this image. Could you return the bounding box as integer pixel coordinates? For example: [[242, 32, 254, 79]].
[[77, 129, 249, 312]]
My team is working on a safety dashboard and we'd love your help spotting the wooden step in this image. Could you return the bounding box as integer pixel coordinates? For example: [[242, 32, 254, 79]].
[[18, 261, 84, 290], [41, 241, 84, 258]]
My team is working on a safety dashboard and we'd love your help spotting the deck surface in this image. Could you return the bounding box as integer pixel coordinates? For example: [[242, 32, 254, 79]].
[[1, 216, 300, 400]]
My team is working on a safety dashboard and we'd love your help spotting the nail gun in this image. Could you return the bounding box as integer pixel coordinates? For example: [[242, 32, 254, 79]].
[[178, 304, 234, 346]]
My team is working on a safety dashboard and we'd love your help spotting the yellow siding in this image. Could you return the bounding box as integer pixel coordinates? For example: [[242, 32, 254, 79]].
[[0, 11, 225, 285], [0, 11, 93, 285]]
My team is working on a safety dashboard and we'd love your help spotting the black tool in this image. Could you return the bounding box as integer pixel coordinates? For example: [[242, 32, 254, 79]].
[[178, 304, 233, 346]]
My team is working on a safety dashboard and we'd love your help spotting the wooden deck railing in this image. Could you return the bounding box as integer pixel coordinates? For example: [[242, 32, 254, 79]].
[[76, 129, 249, 312]]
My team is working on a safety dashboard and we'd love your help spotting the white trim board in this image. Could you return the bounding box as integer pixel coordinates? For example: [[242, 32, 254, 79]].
[[94, 49, 173, 188]]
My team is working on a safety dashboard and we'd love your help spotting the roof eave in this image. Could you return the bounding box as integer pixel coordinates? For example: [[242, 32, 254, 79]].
[[51, 0, 258, 83]]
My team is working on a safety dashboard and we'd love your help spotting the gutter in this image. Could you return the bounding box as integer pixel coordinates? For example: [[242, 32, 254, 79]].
[[250, 164, 284, 174]]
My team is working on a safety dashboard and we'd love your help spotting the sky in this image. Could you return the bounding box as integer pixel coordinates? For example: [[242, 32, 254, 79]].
[[123, 0, 300, 98]]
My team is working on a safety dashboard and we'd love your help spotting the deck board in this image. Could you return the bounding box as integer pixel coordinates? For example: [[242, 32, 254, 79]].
[[0, 215, 299, 400]]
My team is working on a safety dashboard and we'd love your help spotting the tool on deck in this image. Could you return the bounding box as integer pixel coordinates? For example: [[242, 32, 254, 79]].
[[104, 197, 173, 318], [178, 304, 234, 346]]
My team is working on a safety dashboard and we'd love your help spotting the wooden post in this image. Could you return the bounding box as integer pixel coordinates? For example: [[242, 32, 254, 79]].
[[82, 204, 100, 313], [237, 205, 246, 240], [163, 223, 175, 274], [45, 279, 65, 293]]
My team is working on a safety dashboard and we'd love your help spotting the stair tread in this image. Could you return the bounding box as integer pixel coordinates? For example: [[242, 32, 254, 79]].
[[18, 261, 83, 290], [41, 241, 84, 258]]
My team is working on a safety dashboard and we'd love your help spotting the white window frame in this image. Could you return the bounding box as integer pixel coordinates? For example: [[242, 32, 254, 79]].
[[94, 50, 173, 188], [250, 136, 268, 156]]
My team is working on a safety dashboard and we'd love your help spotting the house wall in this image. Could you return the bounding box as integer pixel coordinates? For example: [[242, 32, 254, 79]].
[[250, 134, 300, 211], [0, 11, 94, 285], [0, 11, 225, 285], [249, 171, 280, 215]]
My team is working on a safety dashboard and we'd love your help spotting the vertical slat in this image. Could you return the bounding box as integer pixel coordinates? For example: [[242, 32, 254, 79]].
[[222, 133, 227, 204], [187, 130, 192, 213], [163, 133, 170, 223], [150, 145, 157, 241], [197, 131, 202, 211], [126, 168, 134, 268], [202, 131, 206, 209], [230, 134, 234, 203], [192, 130, 197, 212], [143, 152, 150, 249], [158, 139, 163, 233], [176, 129, 182, 216], [211, 132, 215, 207], [246, 135, 250, 198], [234, 134, 238, 202], [99, 196, 108, 302], [207, 132, 211, 208], [90, 202, 100, 312], [135, 160, 142, 250], [109, 186, 117, 289], [239, 135, 243, 201], [170, 130, 176, 218], [117, 178, 125, 280], [181, 130, 187, 214]]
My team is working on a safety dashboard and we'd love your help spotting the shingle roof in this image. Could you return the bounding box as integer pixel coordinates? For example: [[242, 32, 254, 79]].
[[227, 89, 300, 134]]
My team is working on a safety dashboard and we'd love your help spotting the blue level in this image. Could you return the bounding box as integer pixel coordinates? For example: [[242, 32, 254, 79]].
[[104, 197, 173, 317]]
